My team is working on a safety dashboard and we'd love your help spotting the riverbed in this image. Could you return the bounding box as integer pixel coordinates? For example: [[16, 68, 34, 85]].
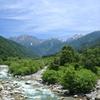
[[0, 65, 81, 100]]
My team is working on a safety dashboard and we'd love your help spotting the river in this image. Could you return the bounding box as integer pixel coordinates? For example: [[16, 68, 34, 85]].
[[0, 65, 80, 100]]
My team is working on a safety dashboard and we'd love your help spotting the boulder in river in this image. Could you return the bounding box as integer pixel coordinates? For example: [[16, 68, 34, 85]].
[[25, 80, 32, 85]]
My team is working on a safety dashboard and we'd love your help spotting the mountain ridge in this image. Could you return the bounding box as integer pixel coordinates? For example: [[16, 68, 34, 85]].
[[9, 33, 84, 47], [9, 33, 84, 56], [46, 31, 100, 54], [9, 31, 100, 56]]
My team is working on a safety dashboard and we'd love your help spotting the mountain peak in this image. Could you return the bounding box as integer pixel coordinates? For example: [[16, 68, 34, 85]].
[[9, 34, 44, 47], [65, 34, 84, 42]]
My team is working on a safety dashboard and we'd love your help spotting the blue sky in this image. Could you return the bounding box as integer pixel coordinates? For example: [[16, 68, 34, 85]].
[[0, 0, 100, 39]]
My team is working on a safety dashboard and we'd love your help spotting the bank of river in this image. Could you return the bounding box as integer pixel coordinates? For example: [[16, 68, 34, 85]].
[[0, 65, 83, 100]]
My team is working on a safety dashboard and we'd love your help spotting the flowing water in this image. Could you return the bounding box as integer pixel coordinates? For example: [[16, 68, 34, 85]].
[[0, 66, 80, 100]]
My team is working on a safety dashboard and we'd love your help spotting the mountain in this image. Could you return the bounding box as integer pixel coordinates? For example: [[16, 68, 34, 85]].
[[9, 34, 84, 56], [9, 34, 44, 47], [36, 38, 63, 55], [8, 31, 100, 56], [46, 31, 100, 54], [0, 36, 39, 58], [65, 34, 84, 42]]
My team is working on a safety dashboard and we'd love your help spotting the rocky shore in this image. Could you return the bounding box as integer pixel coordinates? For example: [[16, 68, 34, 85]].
[[0, 65, 27, 100]]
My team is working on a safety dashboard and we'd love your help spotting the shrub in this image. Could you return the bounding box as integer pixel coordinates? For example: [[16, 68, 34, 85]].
[[42, 70, 60, 84], [60, 68, 98, 93]]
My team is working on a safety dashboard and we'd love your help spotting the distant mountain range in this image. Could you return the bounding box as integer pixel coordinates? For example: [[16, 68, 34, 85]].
[[1, 31, 99, 58], [0, 36, 39, 58], [9, 34, 84, 55], [9, 31, 100, 56]]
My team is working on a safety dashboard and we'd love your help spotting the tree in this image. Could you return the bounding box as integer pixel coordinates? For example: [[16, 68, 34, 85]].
[[60, 46, 75, 66], [62, 45, 74, 55], [60, 50, 74, 65], [49, 57, 60, 70]]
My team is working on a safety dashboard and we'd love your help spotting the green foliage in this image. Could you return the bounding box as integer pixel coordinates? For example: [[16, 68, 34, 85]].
[[60, 66, 75, 91], [60, 46, 74, 66], [60, 68, 98, 93], [42, 70, 61, 84], [49, 57, 60, 70], [95, 67, 100, 78], [9, 59, 45, 76]]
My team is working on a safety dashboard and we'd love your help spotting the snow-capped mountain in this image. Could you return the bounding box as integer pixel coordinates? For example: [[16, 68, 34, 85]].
[[65, 34, 84, 42]]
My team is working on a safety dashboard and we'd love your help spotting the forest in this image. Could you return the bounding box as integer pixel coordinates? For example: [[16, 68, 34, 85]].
[[0, 45, 100, 93]]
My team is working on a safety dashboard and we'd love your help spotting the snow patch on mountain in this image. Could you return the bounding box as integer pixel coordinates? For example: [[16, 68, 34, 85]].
[[65, 34, 84, 42]]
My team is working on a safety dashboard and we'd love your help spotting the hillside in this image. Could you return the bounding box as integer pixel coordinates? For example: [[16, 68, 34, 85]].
[[90, 37, 100, 48], [0, 36, 39, 58], [79, 37, 100, 49], [46, 31, 100, 54], [36, 38, 62, 55]]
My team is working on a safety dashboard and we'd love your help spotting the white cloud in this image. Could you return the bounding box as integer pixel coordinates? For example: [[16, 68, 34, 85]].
[[0, 0, 100, 38]]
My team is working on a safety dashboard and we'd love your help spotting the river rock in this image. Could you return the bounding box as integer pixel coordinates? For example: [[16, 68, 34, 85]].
[[95, 94, 100, 100], [25, 80, 32, 84], [74, 95, 78, 98], [0, 84, 4, 91], [63, 90, 69, 94], [60, 97, 65, 100], [85, 94, 92, 100]]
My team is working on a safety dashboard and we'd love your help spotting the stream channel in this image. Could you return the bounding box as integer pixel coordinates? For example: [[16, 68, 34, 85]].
[[0, 66, 80, 100]]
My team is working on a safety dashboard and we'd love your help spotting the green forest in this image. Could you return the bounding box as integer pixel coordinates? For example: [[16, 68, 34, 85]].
[[0, 45, 100, 94], [0, 36, 39, 58]]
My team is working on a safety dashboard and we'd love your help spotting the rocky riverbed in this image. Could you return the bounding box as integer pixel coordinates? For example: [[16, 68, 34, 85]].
[[0, 65, 59, 100]]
